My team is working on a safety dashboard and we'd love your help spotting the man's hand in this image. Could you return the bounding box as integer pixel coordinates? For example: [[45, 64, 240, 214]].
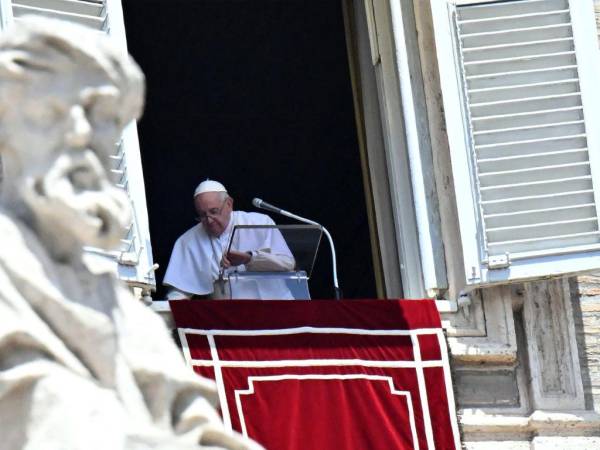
[[222, 250, 252, 268]]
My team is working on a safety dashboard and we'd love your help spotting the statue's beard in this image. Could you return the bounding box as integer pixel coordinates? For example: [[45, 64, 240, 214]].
[[19, 149, 131, 261]]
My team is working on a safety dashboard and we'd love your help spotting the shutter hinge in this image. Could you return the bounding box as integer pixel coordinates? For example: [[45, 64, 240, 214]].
[[486, 253, 511, 270]]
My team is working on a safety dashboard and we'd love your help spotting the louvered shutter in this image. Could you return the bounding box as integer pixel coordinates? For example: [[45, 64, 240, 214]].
[[12, 0, 106, 29], [0, 1, 12, 29], [431, 0, 600, 286], [1, 1, 156, 289]]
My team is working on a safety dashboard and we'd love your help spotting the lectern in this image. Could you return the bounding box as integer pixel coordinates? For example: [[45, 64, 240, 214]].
[[221, 224, 322, 300]]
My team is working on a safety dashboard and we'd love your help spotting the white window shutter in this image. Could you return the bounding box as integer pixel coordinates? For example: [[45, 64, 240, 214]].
[[0, 0, 12, 29], [3, 0, 156, 289], [12, 0, 106, 29], [431, 0, 600, 286]]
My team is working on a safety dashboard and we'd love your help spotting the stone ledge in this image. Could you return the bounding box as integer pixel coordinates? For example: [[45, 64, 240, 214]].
[[460, 410, 600, 435], [464, 436, 600, 450], [448, 339, 517, 364]]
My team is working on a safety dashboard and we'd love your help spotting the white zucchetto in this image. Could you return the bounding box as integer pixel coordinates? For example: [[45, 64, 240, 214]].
[[194, 179, 227, 197]]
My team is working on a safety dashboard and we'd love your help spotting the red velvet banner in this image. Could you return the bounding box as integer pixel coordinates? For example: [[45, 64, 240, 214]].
[[171, 299, 460, 450]]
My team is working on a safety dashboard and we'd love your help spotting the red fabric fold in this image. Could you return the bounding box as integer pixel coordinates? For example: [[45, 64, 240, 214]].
[[170, 298, 441, 329]]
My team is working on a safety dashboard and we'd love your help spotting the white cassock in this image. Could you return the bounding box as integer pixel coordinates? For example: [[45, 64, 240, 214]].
[[164, 211, 295, 299]]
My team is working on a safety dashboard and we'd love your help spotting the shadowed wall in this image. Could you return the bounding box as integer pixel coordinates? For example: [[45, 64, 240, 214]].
[[123, 0, 377, 299]]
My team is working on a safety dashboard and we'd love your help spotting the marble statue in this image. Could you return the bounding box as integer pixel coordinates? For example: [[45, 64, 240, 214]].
[[0, 17, 261, 450]]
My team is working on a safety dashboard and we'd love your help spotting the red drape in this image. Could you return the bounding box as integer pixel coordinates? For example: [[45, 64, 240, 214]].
[[171, 299, 460, 450]]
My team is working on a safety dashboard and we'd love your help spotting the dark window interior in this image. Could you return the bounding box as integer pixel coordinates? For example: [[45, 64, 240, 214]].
[[123, 0, 376, 299]]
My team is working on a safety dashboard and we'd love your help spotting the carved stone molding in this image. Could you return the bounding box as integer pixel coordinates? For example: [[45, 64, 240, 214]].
[[441, 289, 486, 337], [448, 285, 517, 364], [522, 278, 585, 411]]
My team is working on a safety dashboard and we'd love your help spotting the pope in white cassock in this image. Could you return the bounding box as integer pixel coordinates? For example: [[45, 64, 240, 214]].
[[164, 180, 296, 299]]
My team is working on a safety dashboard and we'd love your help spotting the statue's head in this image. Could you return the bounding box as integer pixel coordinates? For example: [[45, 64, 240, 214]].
[[0, 17, 145, 261]]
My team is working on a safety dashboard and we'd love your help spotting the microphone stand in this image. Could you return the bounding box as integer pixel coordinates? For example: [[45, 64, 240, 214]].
[[254, 200, 342, 299]]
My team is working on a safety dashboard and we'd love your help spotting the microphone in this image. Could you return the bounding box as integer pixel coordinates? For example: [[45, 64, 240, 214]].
[[252, 198, 283, 215], [252, 197, 342, 300]]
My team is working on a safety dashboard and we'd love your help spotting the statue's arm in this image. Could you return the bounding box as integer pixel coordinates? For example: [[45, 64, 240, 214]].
[[115, 285, 264, 450], [0, 314, 256, 450], [0, 322, 130, 449]]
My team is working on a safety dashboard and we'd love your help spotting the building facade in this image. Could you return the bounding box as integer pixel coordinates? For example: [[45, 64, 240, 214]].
[[360, 1, 600, 447]]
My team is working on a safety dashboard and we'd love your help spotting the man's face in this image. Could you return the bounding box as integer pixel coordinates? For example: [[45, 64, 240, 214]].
[[0, 68, 132, 256], [194, 192, 233, 238]]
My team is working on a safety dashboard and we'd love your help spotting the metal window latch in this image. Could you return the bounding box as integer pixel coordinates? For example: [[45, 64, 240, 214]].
[[140, 289, 153, 306], [487, 253, 510, 269]]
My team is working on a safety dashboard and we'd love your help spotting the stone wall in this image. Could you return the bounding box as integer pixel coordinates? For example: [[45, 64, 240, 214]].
[[572, 0, 600, 417], [572, 275, 600, 412]]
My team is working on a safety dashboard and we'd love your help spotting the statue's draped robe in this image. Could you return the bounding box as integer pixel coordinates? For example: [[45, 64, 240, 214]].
[[0, 210, 255, 450]]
